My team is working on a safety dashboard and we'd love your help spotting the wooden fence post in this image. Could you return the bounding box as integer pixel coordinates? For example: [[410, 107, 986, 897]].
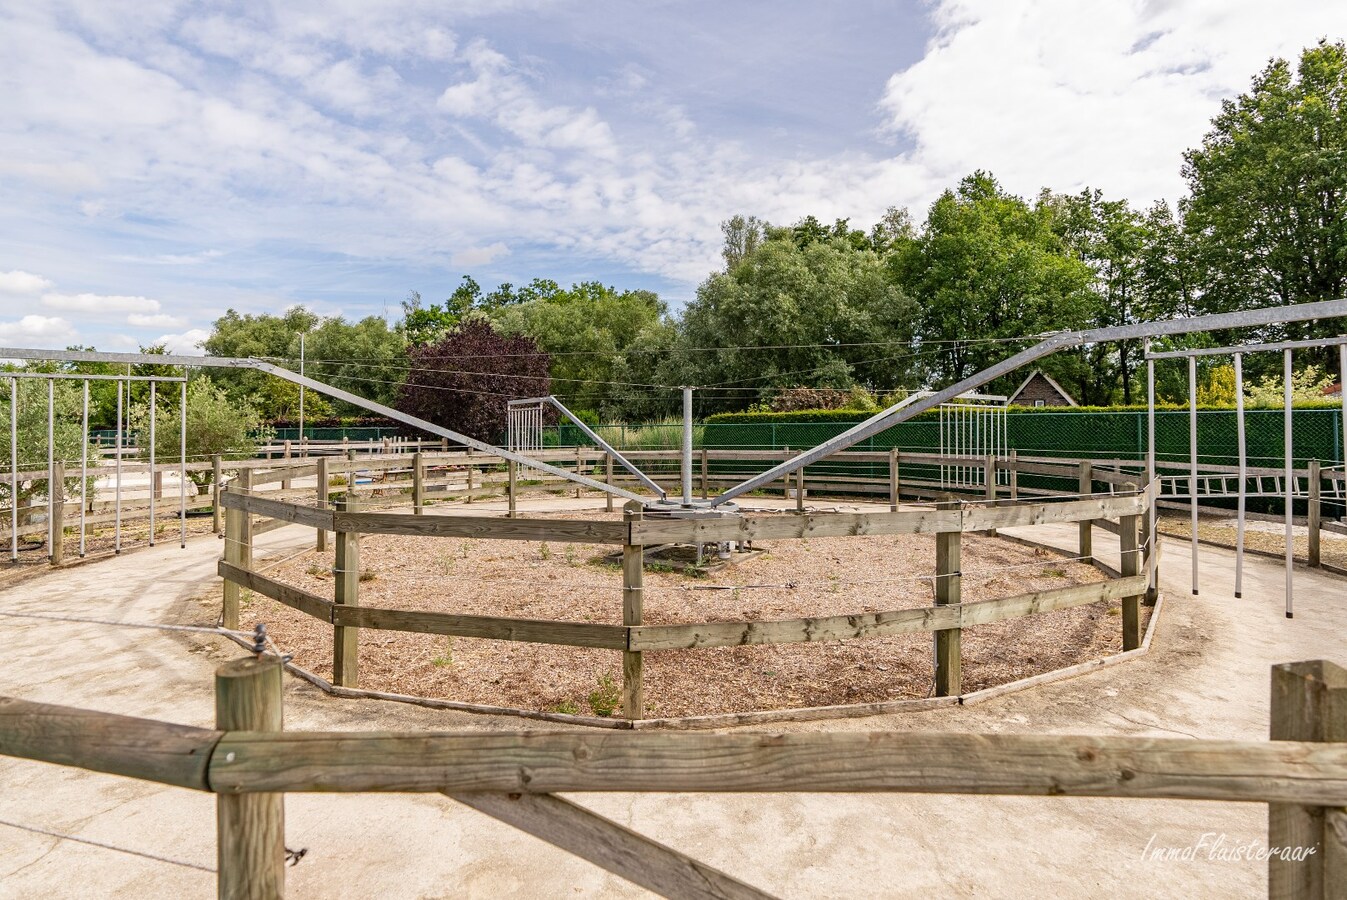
[[984, 454, 998, 537], [605, 453, 615, 512], [889, 448, 900, 512], [1009, 450, 1018, 501], [50, 461, 64, 566], [212, 455, 223, 535], [622, 501, 644, 720], [574, 447, 582, 499], [795, 458, 806, 513], [465, 449, 475, 503], [1308, 459, 1321, 567], [222, 469, 253, 632], [281, 441, 292, 491], [701, 448, 709, 499], [216, 655, 285, 899], [934, 517, 962, 697], [334, 497, 359, 688], [412, 451, 424, 515], [1268, 659, 1347, 898], [508, 460, 518, 519], [315, 457, 328, 553], [1119, 489, 1141, 651], [1078, 461, 1093, 564]]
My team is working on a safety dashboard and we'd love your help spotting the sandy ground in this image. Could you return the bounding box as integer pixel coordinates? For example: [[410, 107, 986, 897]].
[[1157, 508, 1347, 569], [246, 509, 1122, 716], [0, 494, 1343, 898]]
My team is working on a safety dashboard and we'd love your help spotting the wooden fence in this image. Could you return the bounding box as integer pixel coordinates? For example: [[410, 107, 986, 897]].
[[0, 658, 1342, 898], [217, 454, 1155, 724]]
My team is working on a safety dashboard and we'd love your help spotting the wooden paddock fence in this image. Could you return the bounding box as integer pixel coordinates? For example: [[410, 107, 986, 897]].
[[217, 452, 1158, 723], [0, 658, 1342, 898]]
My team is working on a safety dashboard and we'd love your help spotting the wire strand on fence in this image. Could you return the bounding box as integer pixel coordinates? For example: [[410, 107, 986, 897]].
[[0, 818, 215, 874]]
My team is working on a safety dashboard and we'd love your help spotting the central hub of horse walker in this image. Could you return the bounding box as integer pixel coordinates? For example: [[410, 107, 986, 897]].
[[633, 497, 758, 570]]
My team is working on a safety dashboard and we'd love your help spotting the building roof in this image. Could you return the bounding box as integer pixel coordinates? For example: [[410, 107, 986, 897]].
[[1007, 369, 1078, 407]]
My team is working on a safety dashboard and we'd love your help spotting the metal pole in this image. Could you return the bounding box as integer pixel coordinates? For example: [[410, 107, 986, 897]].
[[149, 382, 156, 546], [80, 380, 88, 558], [1284, 348, 1294, 618], [1188, 355, 1198, 596], [180, 377, 187, 548], [115, 380, 122, 553], [681, 387, 693, 506], [9, 377, 16, 564], [1146, 353, 1157, 602], [1234, 353, 1247, 598], [299, 332, 305, 456], [46, 379, 53, 560]]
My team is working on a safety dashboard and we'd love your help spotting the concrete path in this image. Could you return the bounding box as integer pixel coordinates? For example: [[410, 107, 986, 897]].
[[0, 500, 1342, 898]]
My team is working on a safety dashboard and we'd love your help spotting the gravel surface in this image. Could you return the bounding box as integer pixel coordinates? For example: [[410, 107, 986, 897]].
[[250, 509, 1144, 718]]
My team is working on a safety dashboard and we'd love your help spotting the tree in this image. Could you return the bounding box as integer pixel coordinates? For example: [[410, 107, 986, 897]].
[[128, 375, 270, 488], [677, 219, 916, 413], [890, 172, 1096, 398], [489, 282, 669, 419], [202, 307, 404, 415], [397, 321, 550, 442], [1182, 40, 1347, 370]]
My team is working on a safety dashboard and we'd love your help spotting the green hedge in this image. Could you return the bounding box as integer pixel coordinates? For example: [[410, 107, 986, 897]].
[[704, 400, 1345, 425]]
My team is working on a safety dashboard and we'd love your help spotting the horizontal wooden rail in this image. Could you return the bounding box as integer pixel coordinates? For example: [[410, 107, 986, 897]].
[[0, 697, 220, 791], [330, 606, 629, 650], [630, 492, 1148, 544], [628, 576, 1147, 650], [218, 560, 334, 621], [218, 490, 334, 530], [204, 730, 1347, 802], [331, 510, 627, 543]]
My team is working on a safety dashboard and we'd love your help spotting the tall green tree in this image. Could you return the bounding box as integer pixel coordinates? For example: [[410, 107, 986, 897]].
[[1183, 39, 1347, 372], [488, 282, 669, 419], [676, 220, 916, 413], [890, 172, 1096, 398]]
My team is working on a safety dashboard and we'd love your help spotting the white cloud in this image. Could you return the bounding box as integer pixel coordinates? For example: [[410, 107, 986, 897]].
[[153, 328, 210, 355], [0, 270, 54, 296], [0, 315, 76, 344], [42, 293, 161, 315], [128, 312, 187, 328], [878, 0, 1347, 205], [450, 242, 509, 267]]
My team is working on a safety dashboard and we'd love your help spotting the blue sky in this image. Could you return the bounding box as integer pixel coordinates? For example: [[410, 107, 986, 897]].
[[0, 0, 1343, 354]]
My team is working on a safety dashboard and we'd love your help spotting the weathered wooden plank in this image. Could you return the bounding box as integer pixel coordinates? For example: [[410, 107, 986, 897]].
[[447, 791, 776, 900], [207, 730, 1347, 803], [628, 577, 1147, 651], [0, 696, 220, 791], [960, 492, 1148, 531], [219, 490, 334, 530], [332, 510, 627, 543], [955, 575, 1148, 627], [630, 508, 962, 544], [330, 606, 629, 650], [218, 559, 333, 622], [630, 606, 956, 651], [249, 463, 319, 486]]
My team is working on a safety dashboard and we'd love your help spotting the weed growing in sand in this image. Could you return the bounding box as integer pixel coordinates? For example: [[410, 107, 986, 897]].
[[588, 673, 621, 717], [539, 542, 552, 561], [359, 569, 377, 582], [431, 638, 454, 667], [1042, 567, 1066, 578], [548, 699, 581, 715]]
